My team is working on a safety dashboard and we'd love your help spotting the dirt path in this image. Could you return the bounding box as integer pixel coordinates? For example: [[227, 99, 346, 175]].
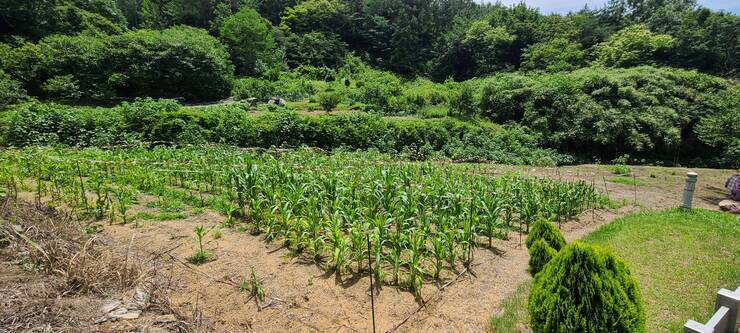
[[5, 164, 735, 332]]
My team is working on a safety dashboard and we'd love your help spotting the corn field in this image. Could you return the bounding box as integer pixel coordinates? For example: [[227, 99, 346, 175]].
[[0, 146, 606, 295]]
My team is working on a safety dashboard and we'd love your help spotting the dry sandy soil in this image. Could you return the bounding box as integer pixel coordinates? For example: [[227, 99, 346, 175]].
[[1, 164, 735, 332]]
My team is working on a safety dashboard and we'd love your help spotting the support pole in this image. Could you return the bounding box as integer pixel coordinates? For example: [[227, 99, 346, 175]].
[[366, 234, 376, 333]]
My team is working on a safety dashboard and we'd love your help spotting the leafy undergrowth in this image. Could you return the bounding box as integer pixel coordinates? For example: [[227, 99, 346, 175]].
[[489, 208, 740, 333]]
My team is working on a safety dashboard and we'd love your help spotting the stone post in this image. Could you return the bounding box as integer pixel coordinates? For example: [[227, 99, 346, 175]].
[[682, 172, 698, 209]]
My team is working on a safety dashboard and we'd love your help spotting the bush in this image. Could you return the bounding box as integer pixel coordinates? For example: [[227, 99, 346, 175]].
[[233, 78, 275, 101], [353, 69, 402, 114], [0, 70, 26, 109], [528, 242, 646, 333], [318, 91, 341, 112], [612, 164, 632, 175], [528, 239, 556, 276], [106, 27, 234, 100], [1, 102, 569, 165], [449, 84, 477, 118], [475, 67, 737, 166], [2, 27, 234, 101], [118, 98, 182, 140], [525, 219, 566, 251], [5, 102, 124, 147]]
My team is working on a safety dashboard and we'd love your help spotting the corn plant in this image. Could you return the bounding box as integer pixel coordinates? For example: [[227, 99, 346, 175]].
[[188, 225, 212, 265], [0, 146, 604, 295]]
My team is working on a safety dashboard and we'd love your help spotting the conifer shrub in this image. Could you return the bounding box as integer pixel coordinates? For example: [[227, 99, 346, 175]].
[[525, 219, 566, 251], [528, 242, 646, 333], [527, 238, 556, 275]]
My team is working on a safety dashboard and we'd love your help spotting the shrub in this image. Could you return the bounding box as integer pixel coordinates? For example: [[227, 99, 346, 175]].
[[106, 27, 234, 100], [0, 70, 26, 109], [525, 219, 565, 251], [449, 84, 477, 118], [612, 164, 632, 175], [318, 91, 341, 112], [42, 75, 82, 100], [528, 242, 646, 333], [1, 102, 570, 165], [5, 102, 124, 147], [233, 77, 275, 101], [528, 239, 556, 276], [353, 69, 402, 114], [118, 98, 181, 138], [475, 67, 737, 166], [2, 27, 234, 101]]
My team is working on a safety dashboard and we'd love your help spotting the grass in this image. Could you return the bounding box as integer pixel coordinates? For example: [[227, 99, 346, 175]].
[[489, 208, 740, 333], [610, 176, 644, 186], [488, 282, 531, 332], [419, 105, 449, 118], [132, 211, 187, 221]]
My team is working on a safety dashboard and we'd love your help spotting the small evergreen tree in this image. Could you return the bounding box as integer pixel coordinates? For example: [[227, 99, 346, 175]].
[[528, 239, 556, 275], [528, 242, 646, 333], [525, 219, 566, 251]]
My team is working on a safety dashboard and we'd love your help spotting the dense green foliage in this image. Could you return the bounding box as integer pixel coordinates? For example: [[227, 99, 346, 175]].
[[592, 24, 675, 67], [0, 27, 233, 101], [472, 67, 738, 163], [1, 99, 570, 165], [4, 0, 738, 78], [220, 8, 276, 75], [1, 0, 738, 167], [0, 69, 27, 110], [525, 219, 566, 251], [528, 242, 646, 333], [695, 86, 740, 167], [528, 239, 556, 276], [1, 0, 126, 41]]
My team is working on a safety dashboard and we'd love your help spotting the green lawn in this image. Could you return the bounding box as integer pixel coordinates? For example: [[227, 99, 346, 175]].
[[489, 209, 740, 333]]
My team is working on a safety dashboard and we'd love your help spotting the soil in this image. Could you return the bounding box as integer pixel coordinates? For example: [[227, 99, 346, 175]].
[[1, 164, 735, 332]]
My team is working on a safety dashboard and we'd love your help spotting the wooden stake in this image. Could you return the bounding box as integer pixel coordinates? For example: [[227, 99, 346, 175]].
[[366, 234, 376, 333]]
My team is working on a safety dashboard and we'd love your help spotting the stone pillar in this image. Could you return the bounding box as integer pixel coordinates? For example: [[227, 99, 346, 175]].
[[682, 172, 698, 209]]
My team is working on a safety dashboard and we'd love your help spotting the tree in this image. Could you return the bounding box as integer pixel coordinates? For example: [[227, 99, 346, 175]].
[[220, 7, 276, 75], [592, 24, 675, 67], [695, 85, 740, 167], [284, 32, 347, 69], [529, 242, 646, 333], [2, 27, 234, 101], [521, 38, 586, 72], [280, 0, 347, 34], [208, 1, 232, 34], [139, 0, 178, 29], [0, 0, 127, 41]]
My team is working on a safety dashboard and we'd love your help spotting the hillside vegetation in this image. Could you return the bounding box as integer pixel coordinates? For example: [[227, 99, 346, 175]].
[[1, 0, 738, 167]]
